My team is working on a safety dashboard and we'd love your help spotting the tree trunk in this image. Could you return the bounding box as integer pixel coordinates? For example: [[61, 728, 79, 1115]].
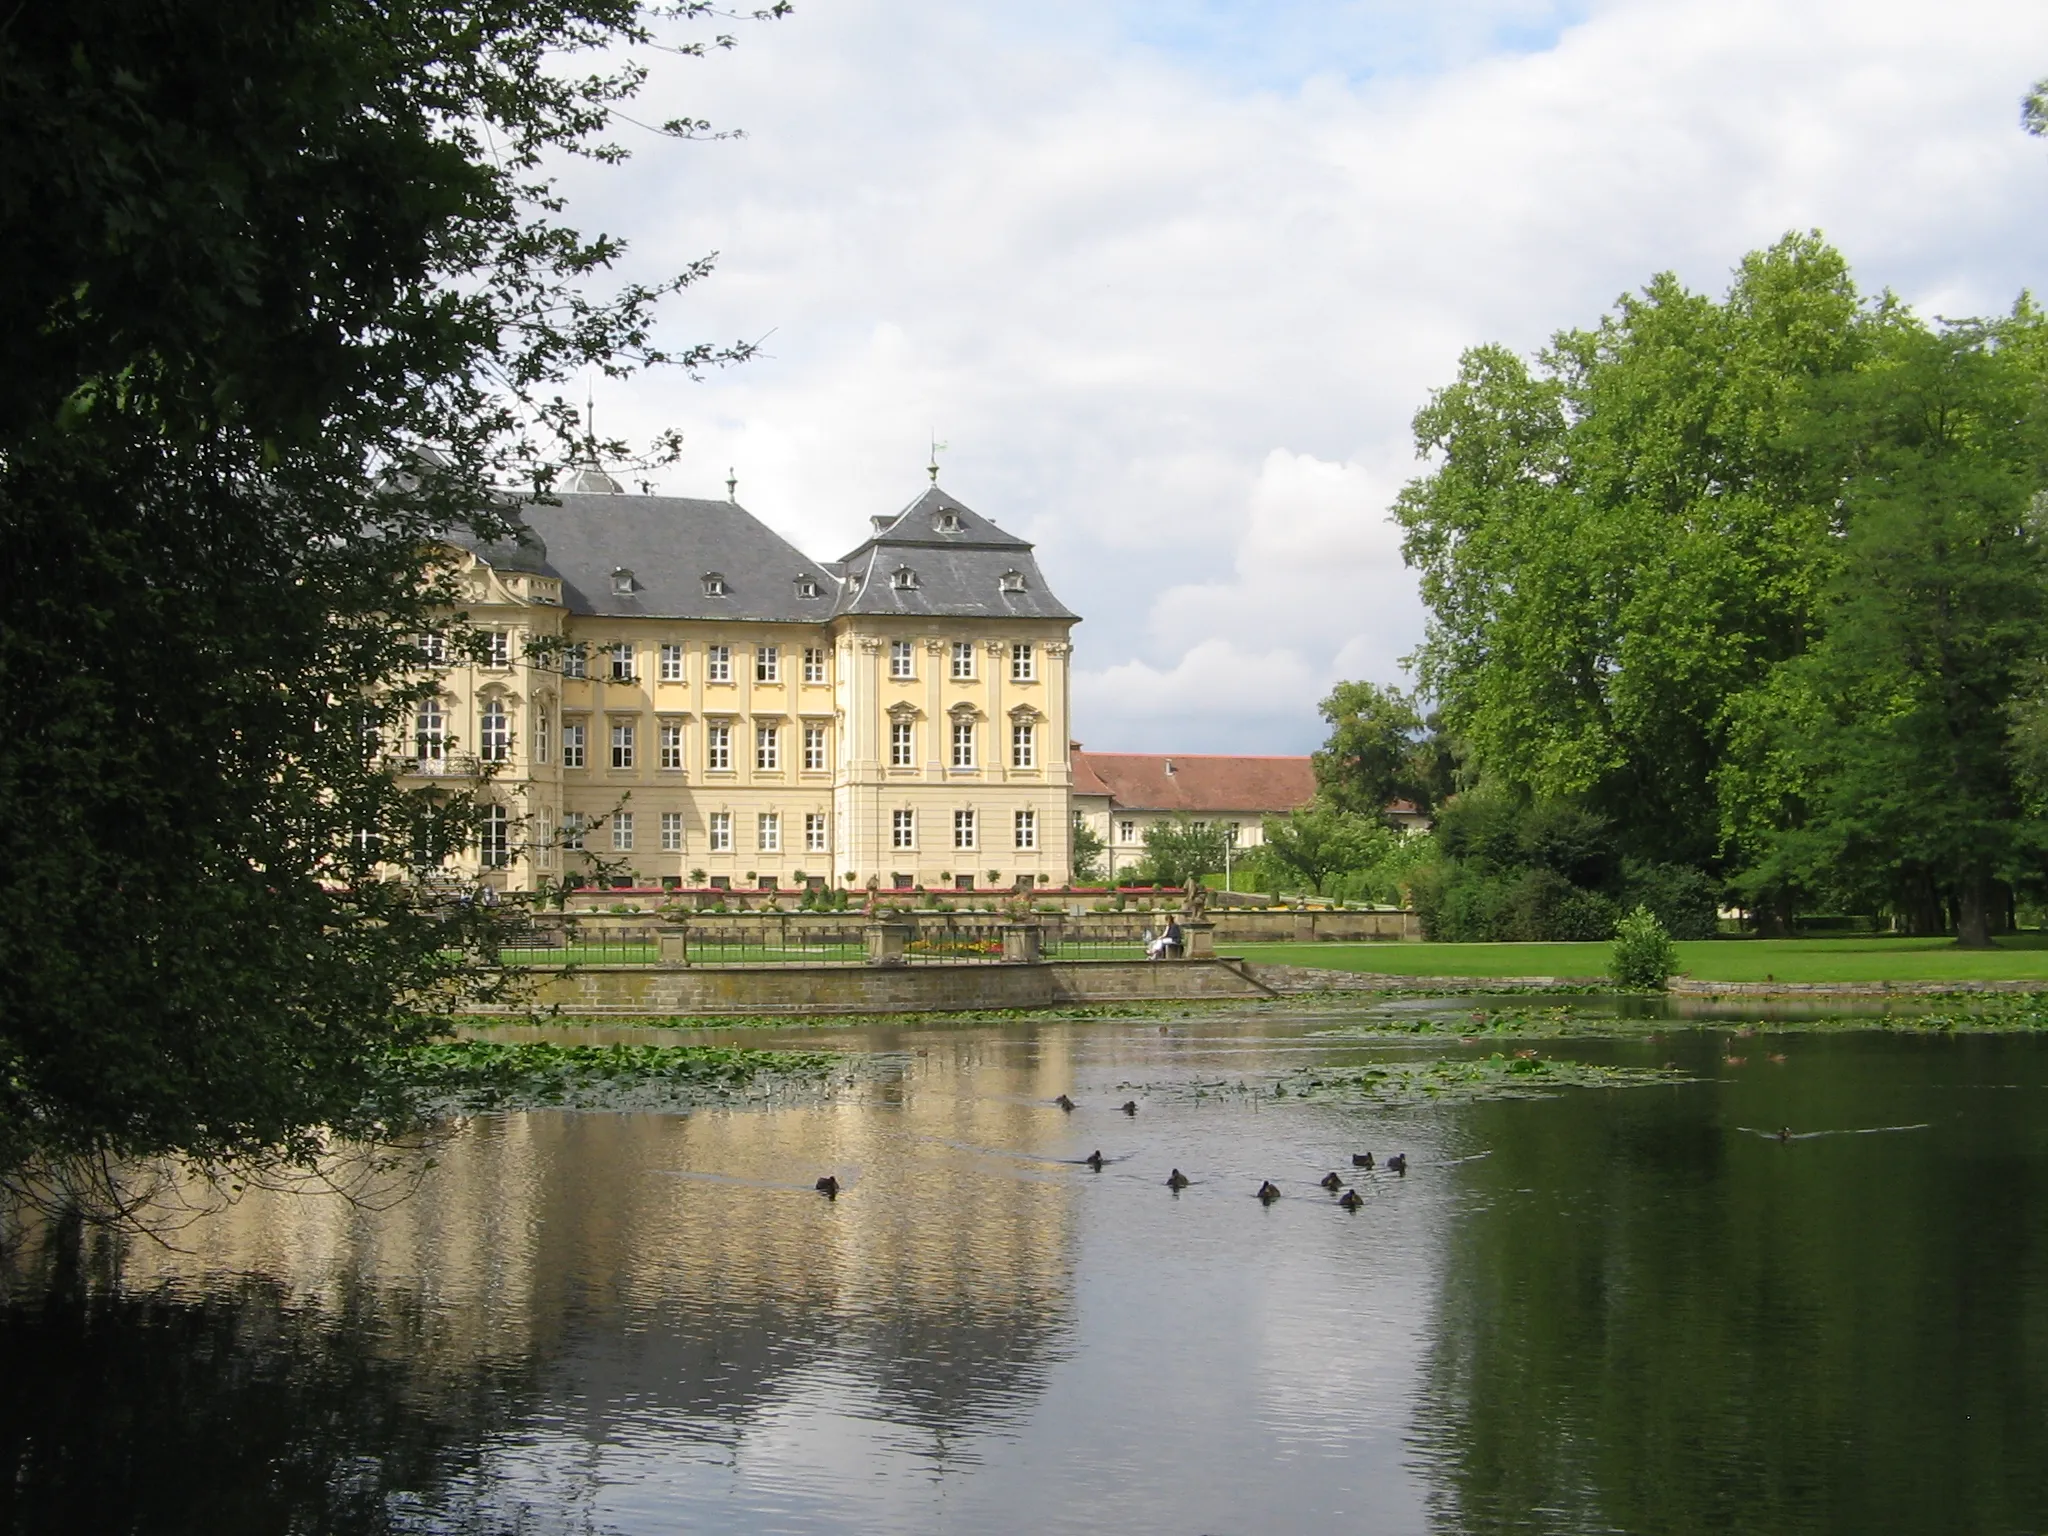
[[1956, 875, 1992, 949]]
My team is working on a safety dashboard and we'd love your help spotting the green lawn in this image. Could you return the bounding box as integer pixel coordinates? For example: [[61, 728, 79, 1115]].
[[1232, 934, 2048, 984]]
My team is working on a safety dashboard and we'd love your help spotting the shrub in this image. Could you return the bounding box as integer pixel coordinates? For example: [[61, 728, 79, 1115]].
[[1620, 859, 1720, 940], [1609, 905, 1677, 990]]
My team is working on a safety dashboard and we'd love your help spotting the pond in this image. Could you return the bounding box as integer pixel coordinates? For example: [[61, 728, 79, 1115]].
[[6, 1006, 2048, 1534]]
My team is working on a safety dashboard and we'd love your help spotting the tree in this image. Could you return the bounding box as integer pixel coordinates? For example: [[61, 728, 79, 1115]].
[[1733, 317, 2048, 945], [1313, 681, 1432, 822], [1070, 819, 1107, 884], [1259, 805, 1390, 893], [1394, 234, 1866, 869], [0, 2, 773, 1194], [1139, 819, 1235, 889]]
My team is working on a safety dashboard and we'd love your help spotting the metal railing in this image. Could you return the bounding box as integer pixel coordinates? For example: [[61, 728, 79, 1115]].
[[682, 917, 866, 966], [498, 922, 661, 966], [901, 917, 1009, 965]]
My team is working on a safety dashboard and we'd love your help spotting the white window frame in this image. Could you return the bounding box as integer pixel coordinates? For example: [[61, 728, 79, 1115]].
[[418, 632, 447, 666], [479, 803, 510, 868], [561, 720, 586, 769], [954, 809, 976, 850], [563, 811, 588, 851], [661, 811, 684, 852], [479, 698, 510, 763], [706, 721, 732, 771], [802, 646, 827, 684], [414, 699, 445, 764], [756, 723, 779, 771], [803, 722, 827, 771], [610, 720, 635, 770], [890, 719, 914, 768], [889, 640, 914, 680], [758, 811, 780, 852], [659, 643, 684, 682], [1119, 819, 1136, 843], [1011, 721, 1036, 769], [892, 809, 915, 849], [486, 630, 511, 668], [609, 643, 635, 682], [659, 721, 683, 770], [535, 809, 554, 869], [612, 811, 634, 852], [1010, 642, 1036, 681], [708, 811, 733, 851], [950, 641, 975, 680], [534, 711, 550, 765], [756, 645, 780, 683], [562, 642, 587, 679], [706, 644, 732, 683], [1014, 809, 1037, 849], [951, 718, 976, 769], [804, 812, 828, 852]]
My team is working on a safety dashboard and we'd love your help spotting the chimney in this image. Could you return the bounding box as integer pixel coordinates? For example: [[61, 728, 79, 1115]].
[[1164, 758, 1175, 775]]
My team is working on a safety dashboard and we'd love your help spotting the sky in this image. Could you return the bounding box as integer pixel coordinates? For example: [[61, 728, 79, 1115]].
[[556, 0, 2048, 754]]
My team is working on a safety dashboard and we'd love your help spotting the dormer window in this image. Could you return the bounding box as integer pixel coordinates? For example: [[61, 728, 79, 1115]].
[[702, 572, 727, 597], [1000, 570, 1026, 594], [934, 509, 962, 534], [610, 567, 635, 596], [891, 566, 919, 591], [794, 575, 821, 600]]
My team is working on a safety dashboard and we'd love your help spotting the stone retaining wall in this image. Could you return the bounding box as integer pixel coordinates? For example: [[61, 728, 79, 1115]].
[[1246, 964, 2048, 999], [513, 958, 1277, 1015]]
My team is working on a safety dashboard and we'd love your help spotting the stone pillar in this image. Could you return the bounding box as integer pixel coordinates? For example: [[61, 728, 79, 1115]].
[[1182, 921, 1215, 960], [657, 922, 690, 967], [1001, 923, 1043, 964], [866, 921, 911, 967]]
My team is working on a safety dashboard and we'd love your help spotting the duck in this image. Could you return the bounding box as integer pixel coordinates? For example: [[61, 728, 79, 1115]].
[[1085, 1150, 1106, 1170], [1257, 1180, 1282, 1203], [1338, 1189, 1364, 1211], [1776, 1126, 1792, 1143], [1167, 1169, 1190, 1190], [815, 1176, 840, 1199], [1386, 1154, 1408, 1176], [1319, 1172, 1344, 1192], [1055, 1094, 1076, 1111], [1352, 1152, 1375, 1170], [1121, 1100, 1139, 1116]]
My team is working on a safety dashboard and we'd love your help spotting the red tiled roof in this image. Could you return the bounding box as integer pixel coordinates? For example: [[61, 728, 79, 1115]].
[[1071, 752, 1317, 814]]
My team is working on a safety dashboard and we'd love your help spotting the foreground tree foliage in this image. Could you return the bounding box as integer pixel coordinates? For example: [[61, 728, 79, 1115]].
[[0, 1, 769, 1195], [1394, 232, 2048, 942]]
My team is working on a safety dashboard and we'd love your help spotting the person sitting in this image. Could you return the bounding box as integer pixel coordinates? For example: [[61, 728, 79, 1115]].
[[1159, 918, 1184, 959]]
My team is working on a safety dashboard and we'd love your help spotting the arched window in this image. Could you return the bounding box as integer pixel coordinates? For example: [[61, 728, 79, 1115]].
[[479, 699, 511, 763]]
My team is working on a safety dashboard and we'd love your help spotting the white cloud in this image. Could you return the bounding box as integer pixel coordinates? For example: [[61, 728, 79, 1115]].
[[553, 0, 2048, 752]]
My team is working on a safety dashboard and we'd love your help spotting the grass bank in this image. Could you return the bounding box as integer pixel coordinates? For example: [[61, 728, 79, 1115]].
[[1234, 934, 2048, 984]]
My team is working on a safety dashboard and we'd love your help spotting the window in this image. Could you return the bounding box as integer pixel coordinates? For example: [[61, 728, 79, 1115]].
[[1010, 642, 1036, 681], [802, 646, 827, 683], [534, 711, 550, 764], [950, 641, 975, 680], [610, 720, 635, 769], [535, 809, 554, 869], [889, 640, 914, 679], [414, 699, 444, 764], [803, 722, 827, 771], [756, 723, 779, 770], [954, 809, 976, 849], [1000, 570, 1026, 594], [479, 699, 510, 763], [706, 722, 732, 770], [702, 572, 727, 597], [952, 718, 976, 769], [610, 567, 634, 596], [756, 645, 780, 683], [891, 566, 919, 591], [1014, 809, 1038, 849], [890, 719, 914, 767], [935, 509, 962, 534], [563, 811, 588, 851], [562, 642, 587, 679], [795, 576, 820, 600], [706, 644, 732, 683], [805, 812, 828, 852], [1118, 819, 1136, 844], [659, 722, 683, 770], [708, 811, 732, 851], [892, 809, 915, 849], [609, 644, 634, 682], [1011, 720, 1036, 769], [486, 630, 511, 667], [612, 811, 634, 852], [418, 632, 447, 666], [659, 643, 684, 682], [758, 812, 780, 852], [661, 811, 684, 852], [561, 721, 586, 769], [479, 804, 510, 868], [1226, 821, 1241, 845]]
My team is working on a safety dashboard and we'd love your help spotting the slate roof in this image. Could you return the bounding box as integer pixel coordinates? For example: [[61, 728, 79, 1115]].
[[1070, 753, 1318, 814], [451, 492, 837, 622], [833, 485, 1077, 621]]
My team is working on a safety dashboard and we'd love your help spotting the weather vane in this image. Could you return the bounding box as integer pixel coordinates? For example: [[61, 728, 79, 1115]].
[[928, 435, 948, 484]]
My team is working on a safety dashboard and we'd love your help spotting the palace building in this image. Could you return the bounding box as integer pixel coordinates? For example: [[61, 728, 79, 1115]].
[[406, 472, 1079, 893]]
